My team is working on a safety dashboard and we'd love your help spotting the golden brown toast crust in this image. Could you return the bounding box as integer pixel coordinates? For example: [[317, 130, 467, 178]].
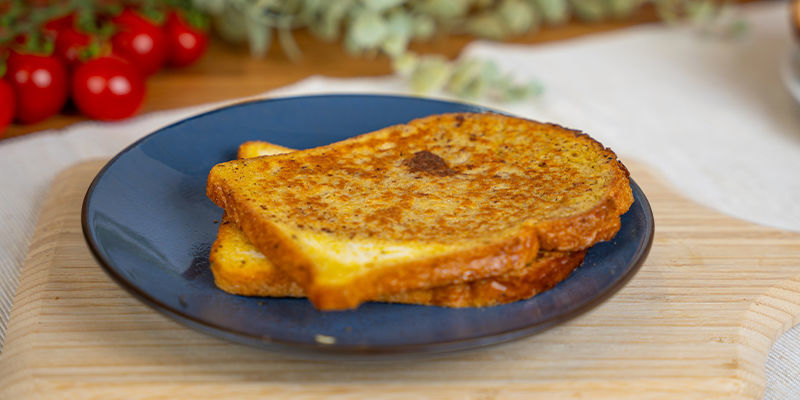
[[211, 213, 584, 307], [381, 251, 586, 307], [207, 112, 632, 309], [210, 216, 305, 298]]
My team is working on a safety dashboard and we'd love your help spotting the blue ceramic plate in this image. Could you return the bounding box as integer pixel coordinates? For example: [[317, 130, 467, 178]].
[[83, 94, 653, 356]]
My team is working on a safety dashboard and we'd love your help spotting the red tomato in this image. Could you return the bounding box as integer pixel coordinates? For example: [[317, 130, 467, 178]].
[[163, 11, 208, 68], [44, 14, 76, 37], [111, 9, 167, 76], [0, 79, 15, 136], [5, 52, 68, 124], [54, 27, 92, 69], [71, 56, 145, 121]]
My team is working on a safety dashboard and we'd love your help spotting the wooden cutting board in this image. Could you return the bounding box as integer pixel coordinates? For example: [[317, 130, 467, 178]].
[[1, 159, 799, 400]]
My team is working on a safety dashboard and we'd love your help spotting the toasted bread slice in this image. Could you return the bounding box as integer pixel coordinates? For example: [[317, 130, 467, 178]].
[[215, 141, 585, 307], [214, 141, 585, 307], [207, 112, 632, 309], [212, 213, 585, 306]]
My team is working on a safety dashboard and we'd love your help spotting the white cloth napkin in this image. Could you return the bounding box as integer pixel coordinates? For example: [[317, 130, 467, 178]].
[[0, 1, 797, 397]]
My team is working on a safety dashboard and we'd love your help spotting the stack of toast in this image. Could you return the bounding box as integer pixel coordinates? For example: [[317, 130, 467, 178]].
[[206, 112, 633, 310]]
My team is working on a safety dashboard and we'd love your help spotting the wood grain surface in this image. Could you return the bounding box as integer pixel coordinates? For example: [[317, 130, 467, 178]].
[[1, 158, 799, 399], [1, 9, 662, 140]]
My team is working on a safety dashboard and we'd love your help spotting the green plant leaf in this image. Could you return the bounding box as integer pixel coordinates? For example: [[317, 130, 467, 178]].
[[411, 14, 435, 40], [499, 0, 538, 35], [386, 10, 412, 38], [360, 0, 405, 12], [391, 51, 419, 75], [381, 33, 409, 57], [446, 58, 484, 94], [608, 0, 641, 19], [571, 0, 608, 22], [347, 9, 389, 51], [410, 55, 451, 93], [534, 0, 569, 25], [416, 0, 470, 19], [466, 12, 507, 40], [212, 5, 250, 44], [245, 18, 272, 57]]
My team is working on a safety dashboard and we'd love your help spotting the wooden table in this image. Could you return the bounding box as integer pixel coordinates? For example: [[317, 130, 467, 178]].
[[1, 10, 660, 140]]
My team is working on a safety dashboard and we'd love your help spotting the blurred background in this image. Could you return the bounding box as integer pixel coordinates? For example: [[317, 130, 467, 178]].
[[0, 0, 757, 139]]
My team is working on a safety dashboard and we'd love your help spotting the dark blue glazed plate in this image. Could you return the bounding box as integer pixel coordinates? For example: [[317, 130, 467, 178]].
[[82, 94, 653, 356]]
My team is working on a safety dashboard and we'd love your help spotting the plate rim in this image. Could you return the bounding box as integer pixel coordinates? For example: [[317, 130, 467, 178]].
[[81, 93, 655, 356]]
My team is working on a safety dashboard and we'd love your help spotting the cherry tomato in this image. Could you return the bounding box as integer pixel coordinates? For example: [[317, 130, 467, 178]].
[[71, 56, 145, 121], [163, 11, 208, 68], [54, 27, 92, 69], [5, 52, 68, 124], [0, 79, 15, 136], [44, 14, 76, 37], [111, 9, 167, 76]]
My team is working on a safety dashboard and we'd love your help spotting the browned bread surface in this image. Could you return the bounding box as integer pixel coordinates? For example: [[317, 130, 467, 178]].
[[207, 112, 632, 309], [211, 213, 585, 307]]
